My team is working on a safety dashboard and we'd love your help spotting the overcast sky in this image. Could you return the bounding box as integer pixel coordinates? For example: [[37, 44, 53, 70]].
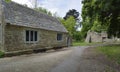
[[12, 0, 83, 17]]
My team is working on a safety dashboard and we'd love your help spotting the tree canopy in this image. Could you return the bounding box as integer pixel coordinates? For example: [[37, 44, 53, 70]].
[[64, 9, 79, 20], [81, 0, 120, 38], [61, 16, 76, 36], [5, 0, 11, 2], [60, 16, 82, 41], [60, 9, 82, 41], [34, 7, 52, 16]]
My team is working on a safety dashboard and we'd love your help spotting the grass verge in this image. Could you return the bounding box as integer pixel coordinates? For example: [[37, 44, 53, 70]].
[[0, 51, 4, 58], [97, 45, 120, 64], [72, 41, 102, 46]]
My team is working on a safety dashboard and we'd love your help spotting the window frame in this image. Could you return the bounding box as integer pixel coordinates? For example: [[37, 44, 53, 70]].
[[25, 30, 39, 43], [57, 33, 63, 41]]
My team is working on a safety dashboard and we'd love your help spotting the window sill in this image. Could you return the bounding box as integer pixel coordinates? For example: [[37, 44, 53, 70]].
[[25, 41, 38, 44], [57, 40, 63, 42]]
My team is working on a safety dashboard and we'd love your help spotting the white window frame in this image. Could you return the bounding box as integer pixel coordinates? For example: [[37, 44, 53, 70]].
[[25, 30, 39, 43], [57, 33, 63, 41]]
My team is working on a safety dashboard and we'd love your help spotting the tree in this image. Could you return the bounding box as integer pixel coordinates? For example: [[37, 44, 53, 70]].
[[64, 9, 79, 20], [81, 0, 120, 38], [5, 0, 11, 2], [73, 31, 83, 41], [60, 9, 82, 41], [48, 11, 52, 16], [34, 7, 52, 16], [60, 16, 82, 41], [61, 16, 76, 36]]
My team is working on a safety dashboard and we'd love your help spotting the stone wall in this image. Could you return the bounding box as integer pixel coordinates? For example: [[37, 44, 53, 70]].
[[85, 31, 120, 43], [4, 25, 69, 52], [85, 31, 107, 43]]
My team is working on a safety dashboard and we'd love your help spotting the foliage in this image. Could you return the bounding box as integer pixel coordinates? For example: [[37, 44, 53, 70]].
[[73, 31, 83, 41], [60, 16, 83, 41], [0, 51, 4, 58], [64, 9, 79, 20], [81, 0, 120, 38], [34, 7, 52, 16], [73, 41, 102, 46], [61, 9, 82, 41], [60, 16, 76, 36], [97, 45, 120, 64], [5, 0, 11, 2]]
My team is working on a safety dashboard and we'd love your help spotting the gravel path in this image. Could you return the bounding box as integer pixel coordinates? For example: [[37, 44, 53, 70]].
[[0, 48, 72, 72], [0, 46, 88, 72], [0, 46, 115, 72], [51, 46, 87, 72]]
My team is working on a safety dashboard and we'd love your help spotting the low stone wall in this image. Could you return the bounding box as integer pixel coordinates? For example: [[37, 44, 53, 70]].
[[85, 31, 120, 43], [4, 25, 68, 52], [105, 38, 120, 43]]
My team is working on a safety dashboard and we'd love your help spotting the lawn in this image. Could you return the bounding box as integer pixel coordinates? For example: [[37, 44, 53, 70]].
[[97, 45, 120, 64], [72, 41, 102, 46]]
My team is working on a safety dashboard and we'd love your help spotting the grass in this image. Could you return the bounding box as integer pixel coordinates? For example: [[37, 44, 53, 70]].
[[0, 51, 4, 58], [97, 45, 120, 64], [72, 41, 102, 46]]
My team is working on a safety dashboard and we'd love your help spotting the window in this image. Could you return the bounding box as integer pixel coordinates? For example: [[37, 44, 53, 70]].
[[31, 31, 33, 41], [35, 31, 37, 41], [25, 30, 38, 42], [26, 30, 29, 41], [57, 33, 62, 41]]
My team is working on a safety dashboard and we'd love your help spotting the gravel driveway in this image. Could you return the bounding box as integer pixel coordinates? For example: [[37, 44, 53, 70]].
[[0, 46, 87, 72], [51, 46, 87, 72]]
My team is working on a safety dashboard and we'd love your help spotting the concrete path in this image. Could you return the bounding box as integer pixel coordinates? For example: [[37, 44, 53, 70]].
[[0, 46, 88, 72]]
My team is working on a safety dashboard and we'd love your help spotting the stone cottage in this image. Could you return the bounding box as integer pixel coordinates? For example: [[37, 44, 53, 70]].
[[0, 0, 71, 53]]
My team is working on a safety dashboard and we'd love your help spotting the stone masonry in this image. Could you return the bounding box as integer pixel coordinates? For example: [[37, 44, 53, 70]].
[[4, 25, 69, 52], [85, 30, 107, 43]]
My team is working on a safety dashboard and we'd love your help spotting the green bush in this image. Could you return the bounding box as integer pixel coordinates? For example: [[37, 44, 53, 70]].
[[0, 51, 4, 58]]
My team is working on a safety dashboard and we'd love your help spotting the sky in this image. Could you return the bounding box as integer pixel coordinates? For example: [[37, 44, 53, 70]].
[[12, 0, 83, 17]]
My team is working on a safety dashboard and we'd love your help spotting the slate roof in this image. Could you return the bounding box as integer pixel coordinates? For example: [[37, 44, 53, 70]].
[[2, 0, 68, 33]]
